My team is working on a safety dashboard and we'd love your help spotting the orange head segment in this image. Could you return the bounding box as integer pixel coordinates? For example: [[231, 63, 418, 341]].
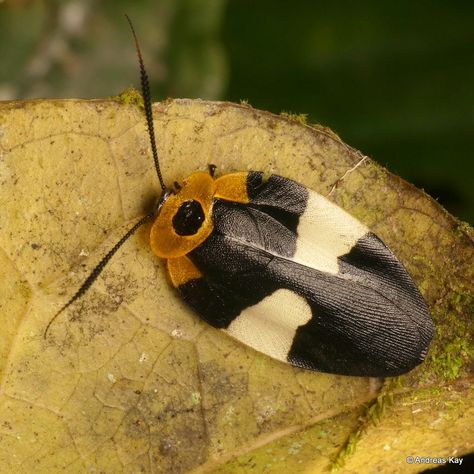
[[150, 171, 250, 259], [150, 172, 215, 258]]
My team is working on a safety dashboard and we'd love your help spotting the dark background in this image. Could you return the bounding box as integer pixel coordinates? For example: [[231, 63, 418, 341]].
[[1, 0, 472, 223]]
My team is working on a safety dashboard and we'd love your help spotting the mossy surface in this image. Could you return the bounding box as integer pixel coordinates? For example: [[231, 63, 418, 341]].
[[114, 86, 144, 109]]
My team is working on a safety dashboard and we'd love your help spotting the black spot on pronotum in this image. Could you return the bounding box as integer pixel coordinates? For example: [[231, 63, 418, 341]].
[[173, 200, 205, 236]]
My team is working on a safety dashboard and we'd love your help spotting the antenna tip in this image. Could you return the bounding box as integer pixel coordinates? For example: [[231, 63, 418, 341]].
[[43, 303, 68, 339], [124, 14, 134, 31]]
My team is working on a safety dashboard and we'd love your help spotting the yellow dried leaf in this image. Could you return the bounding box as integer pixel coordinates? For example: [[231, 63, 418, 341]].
[[0, 98, 472, 473]]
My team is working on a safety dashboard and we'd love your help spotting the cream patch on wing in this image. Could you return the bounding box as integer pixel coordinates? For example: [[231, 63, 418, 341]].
[[224, 289, 312, 363], [293, 191, 368, 274]]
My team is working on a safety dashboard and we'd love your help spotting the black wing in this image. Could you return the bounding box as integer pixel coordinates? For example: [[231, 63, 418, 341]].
[[177, 172, 433, 377]]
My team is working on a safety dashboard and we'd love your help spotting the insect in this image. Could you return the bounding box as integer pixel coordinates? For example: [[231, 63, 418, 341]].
[[45, 16, 434, 377]]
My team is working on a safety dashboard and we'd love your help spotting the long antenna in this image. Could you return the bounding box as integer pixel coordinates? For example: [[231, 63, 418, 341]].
[[44, 212, 154, 338], [125, 14, 166, 191]]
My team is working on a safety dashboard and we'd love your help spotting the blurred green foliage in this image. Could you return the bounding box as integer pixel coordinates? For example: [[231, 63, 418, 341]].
[[1, 0, 472, 223]]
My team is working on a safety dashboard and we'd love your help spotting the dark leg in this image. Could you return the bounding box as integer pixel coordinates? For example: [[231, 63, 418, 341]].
[[208, 164, 217, 177]]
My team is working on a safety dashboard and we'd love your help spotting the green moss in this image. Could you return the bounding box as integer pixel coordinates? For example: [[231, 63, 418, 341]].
[[331, 430, 361, 472], [425, 282, 473, 382], [453, 220, 473, 239], [431, 335, 471, 381], [451, 286, 473, 315], [426, 386, 442, 397], [366, 385, 395, 425], [412, 254, 435, 273], [113, 87, 144, 109], [280, 111, 308, 125], [331, 380, 397, 471]]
